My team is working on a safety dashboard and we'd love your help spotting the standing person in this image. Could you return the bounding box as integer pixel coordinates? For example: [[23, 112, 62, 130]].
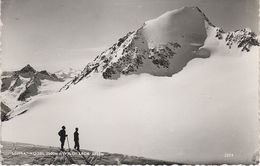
[[74, 127, 80, 151], [58, 126, 67, 151]]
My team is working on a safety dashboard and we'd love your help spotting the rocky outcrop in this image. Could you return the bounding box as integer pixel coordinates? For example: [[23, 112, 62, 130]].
[[225, 29, 259, 51], [17, 76, 41, 101], [36, 70, 62, 81], [1, 102, 11, 121], [15, 64, 36, 78]]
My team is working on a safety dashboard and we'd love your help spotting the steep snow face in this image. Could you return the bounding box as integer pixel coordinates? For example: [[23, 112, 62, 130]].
[[143, 7, 207, 47], [61, 7, 258, 91]]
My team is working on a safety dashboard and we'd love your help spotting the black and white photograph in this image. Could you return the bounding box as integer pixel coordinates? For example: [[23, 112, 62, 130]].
[[0, 0, 259, 165]]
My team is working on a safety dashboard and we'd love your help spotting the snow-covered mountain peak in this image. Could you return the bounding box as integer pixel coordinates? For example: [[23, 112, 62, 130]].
[[145, 6, 212, 25], [143, 6, 210, 47], [60, 7, 259, 91], [19, 64, 36, 73]]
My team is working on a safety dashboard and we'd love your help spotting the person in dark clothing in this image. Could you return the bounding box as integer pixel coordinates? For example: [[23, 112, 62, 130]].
[[74, 127, 80, 151], [58, 126, 67, 151]]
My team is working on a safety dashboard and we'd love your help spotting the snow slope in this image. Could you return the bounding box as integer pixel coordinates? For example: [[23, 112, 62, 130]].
[[2, 7, 259, 164], [3, 47, 258, 164]]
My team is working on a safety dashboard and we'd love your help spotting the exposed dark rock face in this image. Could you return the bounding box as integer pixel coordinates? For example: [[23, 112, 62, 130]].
[[1, 76, 15, 92], [19, 64, 36, 73], [225, 29, 259, 51], [15, 64, 36, 78], [36, 70, 62, 81], [9, 76, 23, 91], [1, 102, 11, 121], [18, 76, 41, 101]]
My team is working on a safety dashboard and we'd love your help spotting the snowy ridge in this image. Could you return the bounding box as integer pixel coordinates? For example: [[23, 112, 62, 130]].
[[60, 7, 259, 91], [0, 65, 65, 121]]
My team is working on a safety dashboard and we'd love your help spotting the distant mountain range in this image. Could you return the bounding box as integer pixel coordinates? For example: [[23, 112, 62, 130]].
[[0, 65, 80, 121], [54, 68, 81, 80]]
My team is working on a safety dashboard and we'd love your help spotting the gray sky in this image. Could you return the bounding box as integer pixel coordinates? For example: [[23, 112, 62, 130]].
[[2, 0, 259, 72]]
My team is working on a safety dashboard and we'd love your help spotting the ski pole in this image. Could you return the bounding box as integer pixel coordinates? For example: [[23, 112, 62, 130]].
[[67, 136, 71, 151]]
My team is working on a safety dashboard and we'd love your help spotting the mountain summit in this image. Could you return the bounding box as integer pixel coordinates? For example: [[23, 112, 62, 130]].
[[60, 7, 259, 90], [19, 64, 36, 74]]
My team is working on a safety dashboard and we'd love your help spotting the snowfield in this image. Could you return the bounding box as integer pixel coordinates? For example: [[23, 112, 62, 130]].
[[2, 6, 259, 164], [2, 46, 258, 164]]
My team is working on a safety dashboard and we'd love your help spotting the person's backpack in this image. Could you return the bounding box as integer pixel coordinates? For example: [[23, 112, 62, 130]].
[[58, 130, 62, 136]]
